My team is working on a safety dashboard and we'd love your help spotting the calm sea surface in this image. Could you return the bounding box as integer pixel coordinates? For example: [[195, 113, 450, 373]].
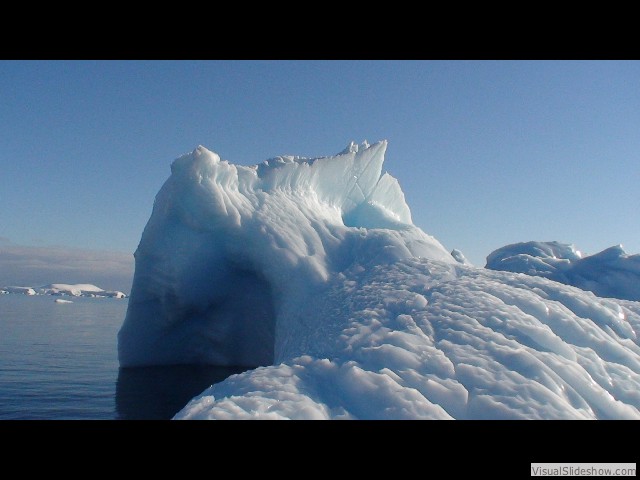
[[0, 295, 245, 420]]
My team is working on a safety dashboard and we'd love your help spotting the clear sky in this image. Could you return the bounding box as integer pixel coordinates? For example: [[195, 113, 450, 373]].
[[1, 60, 639, 290]]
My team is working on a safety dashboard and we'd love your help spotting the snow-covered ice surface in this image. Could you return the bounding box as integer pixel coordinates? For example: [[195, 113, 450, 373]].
[[119, 142, 640, 419], [176, 260, 640, 419], [486, 241, 640, 301]]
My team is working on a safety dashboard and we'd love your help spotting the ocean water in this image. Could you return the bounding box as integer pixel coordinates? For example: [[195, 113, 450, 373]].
[[0, 295, 245, 420]]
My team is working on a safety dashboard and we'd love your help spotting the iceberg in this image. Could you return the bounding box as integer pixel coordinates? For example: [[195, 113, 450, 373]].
[[3, 286, 36, 295], [119, 141, 452, 368], [39, 283, 105, 296], [38, 283, 127, 298], [119, 142, 640, 419], [486, 241, 640, 301], [1, 283, 127, 298]]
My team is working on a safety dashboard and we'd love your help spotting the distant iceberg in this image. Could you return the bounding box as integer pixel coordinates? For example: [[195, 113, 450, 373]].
[[120, 142, 640, 419], [38, 283, 127, 298], [1, 283, 127, 299], [3, 286, 37, 295], [486, 241, 640, 301]]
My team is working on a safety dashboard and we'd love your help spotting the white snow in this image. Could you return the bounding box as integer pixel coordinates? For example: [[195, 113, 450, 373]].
[[486, 241, 640, 301], [119, 142, 640, 419]]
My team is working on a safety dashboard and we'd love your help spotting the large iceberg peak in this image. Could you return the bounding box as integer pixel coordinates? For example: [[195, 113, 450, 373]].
[[119, 141, 453, 367], [166, 140, 411, 227]]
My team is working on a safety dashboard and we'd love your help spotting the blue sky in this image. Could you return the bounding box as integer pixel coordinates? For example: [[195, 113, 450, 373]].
[[1, 60, 639, 288]]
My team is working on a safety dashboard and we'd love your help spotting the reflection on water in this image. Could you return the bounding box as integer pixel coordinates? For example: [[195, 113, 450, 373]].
[[116, 365, 248, 420]]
